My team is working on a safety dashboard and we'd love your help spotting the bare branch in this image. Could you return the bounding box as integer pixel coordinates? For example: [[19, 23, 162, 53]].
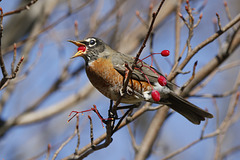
[[0, 84, 94, 136], [180, 61, 198, 91], [176, 15, 240, 97], [221, 145, 240, 160], [11, 43, 17, 75], [46, 144, 51, 160], [169, 13, 240, 82], [3, 0, 93, 54], [3, 0, 38, 17], [123, 109, 139, 152], [215, 13, 222, 31], [0, 8, 8, 77], [194, 13, 202, 28], [214, 76, 240, 159], [162, 129, 219, 160], [174, 0, 182, 63], [75, 115, 81, 153]]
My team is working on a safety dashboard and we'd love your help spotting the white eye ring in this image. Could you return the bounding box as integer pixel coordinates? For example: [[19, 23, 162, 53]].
[[86, 38, 96, 47]]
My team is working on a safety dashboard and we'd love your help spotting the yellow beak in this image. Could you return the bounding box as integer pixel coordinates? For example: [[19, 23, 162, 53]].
[[68, 40, 86, 59]]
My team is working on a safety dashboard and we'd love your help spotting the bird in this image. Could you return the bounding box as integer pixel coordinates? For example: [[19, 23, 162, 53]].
[[69, 37, 213, 125]]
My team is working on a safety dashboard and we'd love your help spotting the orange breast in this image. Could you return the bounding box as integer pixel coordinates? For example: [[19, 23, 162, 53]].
[[86, 57, 151, 101]]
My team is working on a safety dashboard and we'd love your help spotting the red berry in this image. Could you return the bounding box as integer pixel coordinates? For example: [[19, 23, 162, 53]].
[[158, 76, 167, 86], [161, 50, 170, 57], [77, 45, 86, 52], [151, 90, 161, 102]]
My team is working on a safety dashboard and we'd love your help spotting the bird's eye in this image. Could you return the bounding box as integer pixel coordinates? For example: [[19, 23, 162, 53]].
[[89, 39, 96, 46]]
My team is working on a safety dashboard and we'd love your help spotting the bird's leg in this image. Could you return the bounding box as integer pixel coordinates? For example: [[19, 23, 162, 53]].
[[112, 103, 140, 134], [107, 101, 140, 133], [108, 99, 114, 116], [102, 100, 117, 126], [113, 102, 140, 122], [116, 103, 140, 123], [107, 100, 120, 133], [108, 100, 119, 119], [113, 104, 138, 133]]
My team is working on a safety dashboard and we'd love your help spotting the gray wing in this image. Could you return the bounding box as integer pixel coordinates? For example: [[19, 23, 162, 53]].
[[112, 52, 167, 84]]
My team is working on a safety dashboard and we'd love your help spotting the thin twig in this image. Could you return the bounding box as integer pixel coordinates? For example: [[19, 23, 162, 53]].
[[3, 0, 38, 17], [192, 88, 239, 98], [52, 128, 77, 160], [147, 104, 164, 111], [0, 8, 24, 90], [200, 118, 208, 138], [52, 115, 80, 160], [67, 0, 72, 14], [75, 115, 81, 153], [0, 8, 8, 77], [185, 1, 194, 54], [3, 0, 93, 54], [11, 43, 17, 75], [74, 20, 79, 40], [187, 24, 240, 97], [174, 0, 182, 64], [122, 109, 139, 152], [88, 115, 95, 149], [170, 43, 187, 73], [68, 104, 149, 160], [194, 13, 202, 28], [168, 13, 240, 82], [221, 145, 240, 160], [162, 130, 219, 160], [212, 98, 220, 128], [9, 56, 24, 79], [88, 0, 127, 36], [191, 65, 240, 97], [188, 59, 240, 96], [136, 10, 148, 28], [180, 61, 197, 91], [45, 144, 51, 160], [178, 12, 189, 28], [213, 17, 222, 47], [214, 76, 240, 160], [216, 13, 222, 31], [224, 1, 232, 21], [149, 31, 162, 72]]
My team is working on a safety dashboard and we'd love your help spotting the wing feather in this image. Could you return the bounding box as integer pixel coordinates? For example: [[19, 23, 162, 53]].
[[111, 52, 172, 88]]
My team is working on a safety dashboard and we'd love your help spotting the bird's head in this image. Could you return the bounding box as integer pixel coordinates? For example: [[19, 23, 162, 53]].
[[68, 37, 105, 61]]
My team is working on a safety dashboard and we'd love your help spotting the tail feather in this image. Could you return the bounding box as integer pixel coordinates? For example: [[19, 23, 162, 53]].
[[167, 92, 213, 125]]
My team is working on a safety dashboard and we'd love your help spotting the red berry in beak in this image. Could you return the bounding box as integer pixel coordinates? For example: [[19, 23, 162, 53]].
[[151, 90, 161, 102], [161, 50, 170, 57], [158, 76, 167, 86], [77, 45, 86, 52]]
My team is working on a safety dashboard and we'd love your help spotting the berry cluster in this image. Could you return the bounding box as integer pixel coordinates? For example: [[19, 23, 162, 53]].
[[137, 50, 170, 102]]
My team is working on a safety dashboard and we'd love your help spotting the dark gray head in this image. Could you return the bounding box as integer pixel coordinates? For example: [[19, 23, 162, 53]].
[[69, 37, 106, 63]]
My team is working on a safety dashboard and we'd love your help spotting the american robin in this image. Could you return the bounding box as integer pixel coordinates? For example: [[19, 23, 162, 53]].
[[69, 37, 213, 125]]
